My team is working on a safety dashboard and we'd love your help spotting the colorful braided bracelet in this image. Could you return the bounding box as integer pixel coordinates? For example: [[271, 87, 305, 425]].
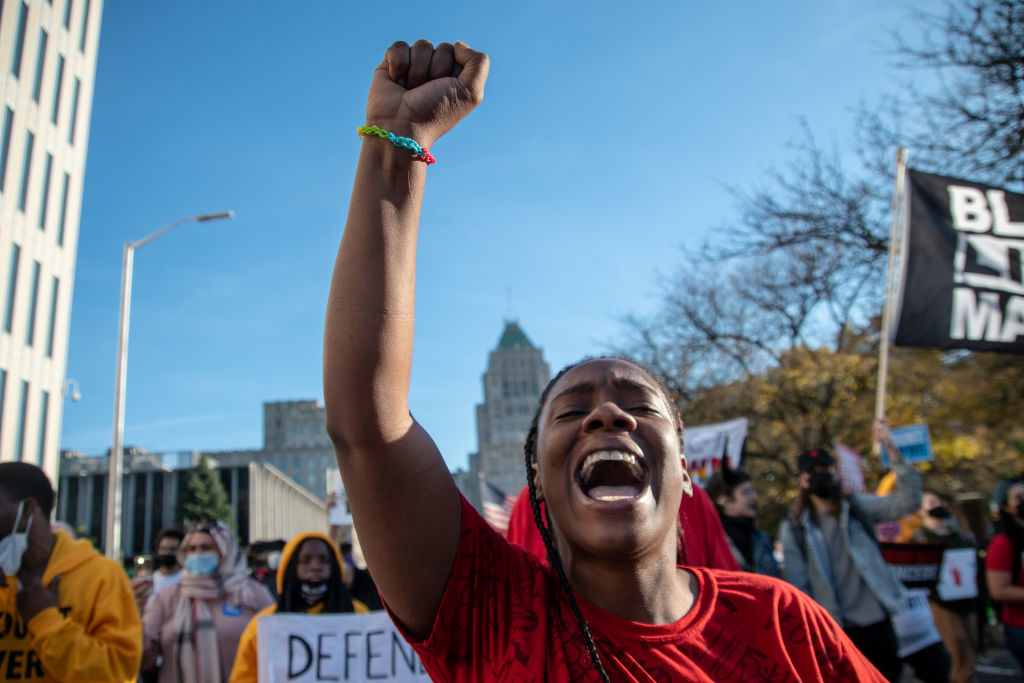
[[357, 125, 436, 165]]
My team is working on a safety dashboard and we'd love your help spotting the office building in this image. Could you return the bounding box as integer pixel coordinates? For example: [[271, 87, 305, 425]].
[[57, 447, 327, 559], [470, 321, 550, 501], [0, 0, 102, 477]]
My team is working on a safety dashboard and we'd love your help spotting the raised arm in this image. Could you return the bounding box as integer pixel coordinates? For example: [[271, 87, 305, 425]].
[[855, 419, 922, 523], [323, 40, 489, 639]]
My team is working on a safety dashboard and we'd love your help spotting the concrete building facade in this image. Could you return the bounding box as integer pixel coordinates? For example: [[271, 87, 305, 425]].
[[264, 399, 332, 449], [57, 447, 326, 560], [471, 321, 550, 500], [0, 0, 103, 476], [209, 399, 335, 498], [210, 443, 335, 499]]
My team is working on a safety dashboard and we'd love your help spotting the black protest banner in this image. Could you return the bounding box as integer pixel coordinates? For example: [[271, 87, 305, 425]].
[[880, 542, 946, 590], [893, 169, 1024, 353]]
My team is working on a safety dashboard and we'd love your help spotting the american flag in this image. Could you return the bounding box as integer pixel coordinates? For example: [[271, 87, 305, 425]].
[[481, 481, 517, 536]]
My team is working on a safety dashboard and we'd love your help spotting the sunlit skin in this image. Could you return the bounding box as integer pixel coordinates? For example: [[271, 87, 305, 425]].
[[534, 358, 695, 624], [295, 539, 332, 582], [720, 481, 758, 519], [182, 532, 219, 560]]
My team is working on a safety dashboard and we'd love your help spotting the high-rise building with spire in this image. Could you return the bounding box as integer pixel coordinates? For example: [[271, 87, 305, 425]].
[[0, 0, 102, 477], [471, 321, 550, 501]]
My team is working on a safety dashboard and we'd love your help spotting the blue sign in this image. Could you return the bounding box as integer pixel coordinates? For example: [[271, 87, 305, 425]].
[[880, 424, 934, 466]]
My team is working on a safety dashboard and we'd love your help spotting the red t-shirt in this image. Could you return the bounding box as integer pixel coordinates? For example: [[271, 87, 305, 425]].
[[506, 483, 741, 571], [985, 533, 1024, 628], [400, 496, 883, 682]]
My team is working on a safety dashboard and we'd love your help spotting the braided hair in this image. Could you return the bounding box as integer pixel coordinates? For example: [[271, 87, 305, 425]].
[[522, 356, 684, 683]]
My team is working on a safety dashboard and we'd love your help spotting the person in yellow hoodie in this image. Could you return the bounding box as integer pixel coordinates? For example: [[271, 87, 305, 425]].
[[229, 531, 367, 682], [0, 462, 141, 682]]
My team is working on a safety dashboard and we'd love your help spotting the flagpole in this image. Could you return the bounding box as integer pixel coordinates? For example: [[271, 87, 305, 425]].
[[875, 148, 908, 443]]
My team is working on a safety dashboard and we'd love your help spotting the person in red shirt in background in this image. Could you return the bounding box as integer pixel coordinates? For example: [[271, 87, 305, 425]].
[[507, 481, 740, 570], [986, 479, 1024, 674]]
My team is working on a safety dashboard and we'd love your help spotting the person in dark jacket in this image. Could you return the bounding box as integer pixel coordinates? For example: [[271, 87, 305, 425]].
[[704, 460, 781, 577]]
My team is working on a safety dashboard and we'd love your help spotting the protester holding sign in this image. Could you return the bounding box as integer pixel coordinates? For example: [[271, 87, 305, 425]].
[[779, 422, 922, 681], [985, 480, 1024, 673], [142, 520, 273, 683], [323, 39, 884, 681], [230, 532, 367, 682], [913, 490, 979, 683]]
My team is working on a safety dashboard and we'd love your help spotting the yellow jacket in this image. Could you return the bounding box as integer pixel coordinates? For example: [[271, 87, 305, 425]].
[[228, 532, 368, 683], [0, 530, 141, 682]]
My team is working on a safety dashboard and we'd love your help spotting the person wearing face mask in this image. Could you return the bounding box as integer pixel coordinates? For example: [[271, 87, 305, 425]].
[[779, 420, 922, 681], [986, 479, 1024, 673], [912, 490, 979, 683], [228, 532, 367, 682], [131, 527, 185, 617], [141, 520, 273, 683], [0, 461, 142, 682]]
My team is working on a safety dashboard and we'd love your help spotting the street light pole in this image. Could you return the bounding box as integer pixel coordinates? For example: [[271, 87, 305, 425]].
[[105, 211, 234, 560]]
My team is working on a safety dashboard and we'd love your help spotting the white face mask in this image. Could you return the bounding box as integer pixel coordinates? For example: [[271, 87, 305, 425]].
[[0, 500, 33, 578]]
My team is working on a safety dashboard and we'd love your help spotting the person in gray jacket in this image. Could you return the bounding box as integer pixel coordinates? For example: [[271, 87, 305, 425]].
[[779, 419, 922, 682]]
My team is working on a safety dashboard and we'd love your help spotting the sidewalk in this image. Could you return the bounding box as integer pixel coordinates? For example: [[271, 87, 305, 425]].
[[898, 632, 1020, 682]]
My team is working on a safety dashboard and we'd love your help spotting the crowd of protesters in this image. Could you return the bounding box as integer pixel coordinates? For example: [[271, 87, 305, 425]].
[[1, 36, 1022, 681], [1, 437, 1022, 682]]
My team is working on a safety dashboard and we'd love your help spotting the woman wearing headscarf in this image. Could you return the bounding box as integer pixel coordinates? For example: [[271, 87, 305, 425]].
[[141, 520, 274, 683], [229, 531, 367, 682]]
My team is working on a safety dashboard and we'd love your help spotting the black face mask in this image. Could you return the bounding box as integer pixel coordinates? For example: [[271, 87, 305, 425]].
[[299, 580, 329, 606], [156, 553, 179, 570], [927, 506, 951, 520], [1016, 502, 1024, 519], [808, 472, 840, 499]]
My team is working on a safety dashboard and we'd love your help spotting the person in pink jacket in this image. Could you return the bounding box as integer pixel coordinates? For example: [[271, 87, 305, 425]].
[[141, 520, 273, 683]]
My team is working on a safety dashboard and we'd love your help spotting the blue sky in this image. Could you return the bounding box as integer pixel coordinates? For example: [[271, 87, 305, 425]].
[[60, 0, 936, 472]]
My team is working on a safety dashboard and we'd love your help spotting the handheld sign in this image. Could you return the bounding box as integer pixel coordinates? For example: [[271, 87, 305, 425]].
[[257, 612, 429, 683], [880, 424, 934, 466], [327, 469, 353, 526]]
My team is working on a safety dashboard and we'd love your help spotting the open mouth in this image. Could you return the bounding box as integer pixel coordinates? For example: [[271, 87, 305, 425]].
[[577, 450, 648, 502]]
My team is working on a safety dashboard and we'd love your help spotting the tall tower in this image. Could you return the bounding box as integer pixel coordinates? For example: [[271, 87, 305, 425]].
[[474, 321, 550, 498], [0, 0, 102, 477]]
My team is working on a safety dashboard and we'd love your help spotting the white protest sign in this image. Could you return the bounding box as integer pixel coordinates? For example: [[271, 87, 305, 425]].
[[936, 547, 978, 602], [891, 588, 943, 658], [327, 468, 353, 526], [257, 612, 429, 683]]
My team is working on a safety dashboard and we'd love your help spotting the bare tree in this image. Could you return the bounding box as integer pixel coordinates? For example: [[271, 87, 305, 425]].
[[621, 0, 1024, 502], [864, 0, 1024, 188]]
